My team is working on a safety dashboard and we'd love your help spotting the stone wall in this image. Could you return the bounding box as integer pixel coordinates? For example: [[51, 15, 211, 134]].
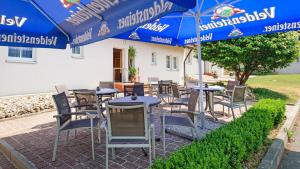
[[0, 93, 55, 119]]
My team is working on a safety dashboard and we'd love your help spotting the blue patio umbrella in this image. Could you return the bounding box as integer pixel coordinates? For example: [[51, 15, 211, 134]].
[[116, 0, 300, 46], [115, 0, 300, 128], [0, 0, 196, 49]]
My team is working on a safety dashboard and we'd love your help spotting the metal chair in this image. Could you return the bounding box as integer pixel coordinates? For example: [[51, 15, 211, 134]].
[[124, 83, 145, 96], [158, 80, 173, 103], [224, 80, 240, 96], [52, 92, 101, 161], [170, 83, 190, 104], [99, 81, 114, 89], [73, 90, 105, 117], [214, 85, 248, 119], [104, 102, 155, 169], [161, 89, 200, 154]]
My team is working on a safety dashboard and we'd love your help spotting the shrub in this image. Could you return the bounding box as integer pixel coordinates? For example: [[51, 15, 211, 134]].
[[151, 99, 285, 169]]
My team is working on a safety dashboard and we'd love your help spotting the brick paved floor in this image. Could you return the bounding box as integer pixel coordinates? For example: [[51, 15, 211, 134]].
[[0, 151, 16, 169], [0, 104, 246, 169]]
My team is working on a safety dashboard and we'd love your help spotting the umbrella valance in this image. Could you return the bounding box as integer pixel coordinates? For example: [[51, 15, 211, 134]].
[[0, 0, 196, 49], [115, 0, 300, 46]]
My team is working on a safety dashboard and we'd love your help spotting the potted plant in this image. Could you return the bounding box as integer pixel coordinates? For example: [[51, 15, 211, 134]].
[[129, 67, 137, 82], [128, 46, 136, 68]]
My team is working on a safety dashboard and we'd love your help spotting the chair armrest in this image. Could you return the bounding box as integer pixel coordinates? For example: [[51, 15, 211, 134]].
[[86, 112, 98, 119], [73, 104, 96, 108], [215, 93, 231, 99], [53, 112, 91, 118], [180, 92, 191, 96], [171, 110, 199, 115], [169, 102, 188, 106]]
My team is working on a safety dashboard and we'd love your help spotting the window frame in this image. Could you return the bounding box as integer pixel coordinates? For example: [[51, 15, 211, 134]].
[[151, 52, 157, 65], [71, 46, 84, 59], [166, 55, 171, 70], [6, 47, 36, 64], [172, 56, 178, 70]]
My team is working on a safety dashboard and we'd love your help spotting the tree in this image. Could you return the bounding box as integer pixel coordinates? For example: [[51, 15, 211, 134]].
[[197, 31, 299, 85]]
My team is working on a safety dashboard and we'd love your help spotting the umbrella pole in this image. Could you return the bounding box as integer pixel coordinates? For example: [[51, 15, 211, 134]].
[[195, 10, 205, 129]]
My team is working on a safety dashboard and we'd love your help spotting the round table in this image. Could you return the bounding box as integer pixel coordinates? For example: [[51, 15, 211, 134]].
[[96, 88, 118, 96], [193, 85, 225, 120], [109, 96, 161, 108]]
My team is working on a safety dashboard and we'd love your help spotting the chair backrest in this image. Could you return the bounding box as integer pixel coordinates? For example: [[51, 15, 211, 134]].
[[158, 80, 172, 95], [171, 83, 180, 98], [227, 80, 239, 91], [106, 102, 148, 140], [187, 89, 200, 122], [124, 84, 134, 96], [73, 90, 97, 110], [55, 85, 69, 95], [148, 77, 159, 83], [186, 80, 198, 89], [99, 81, 114, 89], [133, 83, 145, 96], [52, 92, 71, 126], [232, 86, 247, 103]]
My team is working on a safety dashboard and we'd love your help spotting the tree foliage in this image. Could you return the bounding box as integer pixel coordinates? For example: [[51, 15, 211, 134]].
[[197, 32, 299, 84]]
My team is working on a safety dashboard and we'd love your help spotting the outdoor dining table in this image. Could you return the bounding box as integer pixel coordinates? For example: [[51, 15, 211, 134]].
[[109, 96, 161, 112], [96, 88, 119, 113], [193, 85, 225, 120]]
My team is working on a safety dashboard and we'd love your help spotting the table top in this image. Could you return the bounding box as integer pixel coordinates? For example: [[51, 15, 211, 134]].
[[96, 88, 118, 95], [193, 85, 225, 91], [109, 96, 161, 107]]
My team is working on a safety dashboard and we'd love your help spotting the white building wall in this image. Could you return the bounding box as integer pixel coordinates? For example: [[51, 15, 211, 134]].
[[276, 58, 300, 74], [0, 39, 190, 96], [184, 50, 202, 79]]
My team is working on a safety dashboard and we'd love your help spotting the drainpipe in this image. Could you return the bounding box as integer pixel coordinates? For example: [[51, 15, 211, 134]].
[[183, 48, 193, 86]]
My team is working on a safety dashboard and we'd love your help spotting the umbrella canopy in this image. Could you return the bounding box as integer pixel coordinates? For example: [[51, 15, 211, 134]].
[[115, 0, 300, 46], [0, 0, 196, 49], [114, 0, 300, 129]]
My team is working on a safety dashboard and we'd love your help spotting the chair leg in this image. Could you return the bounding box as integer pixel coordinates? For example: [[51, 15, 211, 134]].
[[105, 130, 109, 169], [148, 126, 152, 165], [98, 123, 101, 144], [64, 131, 70, 146], [152, 126, 156, 159], [112, 148, 115, 160], [231, 107, 236, 119], [245, 102, 248, 111], [52, 130, 60, 161], [162, 117, 166, 156], [90, 120, 95, 160]]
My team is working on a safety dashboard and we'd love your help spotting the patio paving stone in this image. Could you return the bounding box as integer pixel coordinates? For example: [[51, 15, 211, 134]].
[[0, 103, 247, 168]]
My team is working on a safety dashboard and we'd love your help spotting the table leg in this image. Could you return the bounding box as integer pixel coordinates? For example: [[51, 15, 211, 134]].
[[208, 92, 218, 121]]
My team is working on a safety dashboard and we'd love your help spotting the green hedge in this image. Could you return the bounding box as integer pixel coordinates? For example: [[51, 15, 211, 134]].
[[151, 99, 285, 169]]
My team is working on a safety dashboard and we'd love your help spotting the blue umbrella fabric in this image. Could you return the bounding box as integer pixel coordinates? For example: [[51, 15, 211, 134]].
[[0, 0, 196, 49], [115, 0, 300, 46], [115, 0, 300, 129]]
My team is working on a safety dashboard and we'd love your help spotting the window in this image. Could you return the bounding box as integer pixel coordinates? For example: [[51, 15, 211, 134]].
[[151, 52, 157, 65], [71, 46, 84, 59], [172, 56, 178, 70], [166, 55, 171, 69], [7, 47, 35, 63]]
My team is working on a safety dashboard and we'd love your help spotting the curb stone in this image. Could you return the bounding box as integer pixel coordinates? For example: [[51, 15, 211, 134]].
[[258, 100, 300, 169], [0, 140, 37, 169]]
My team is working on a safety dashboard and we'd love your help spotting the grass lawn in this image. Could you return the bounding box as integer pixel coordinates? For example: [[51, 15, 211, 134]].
[[247, 74, 300, 104]]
